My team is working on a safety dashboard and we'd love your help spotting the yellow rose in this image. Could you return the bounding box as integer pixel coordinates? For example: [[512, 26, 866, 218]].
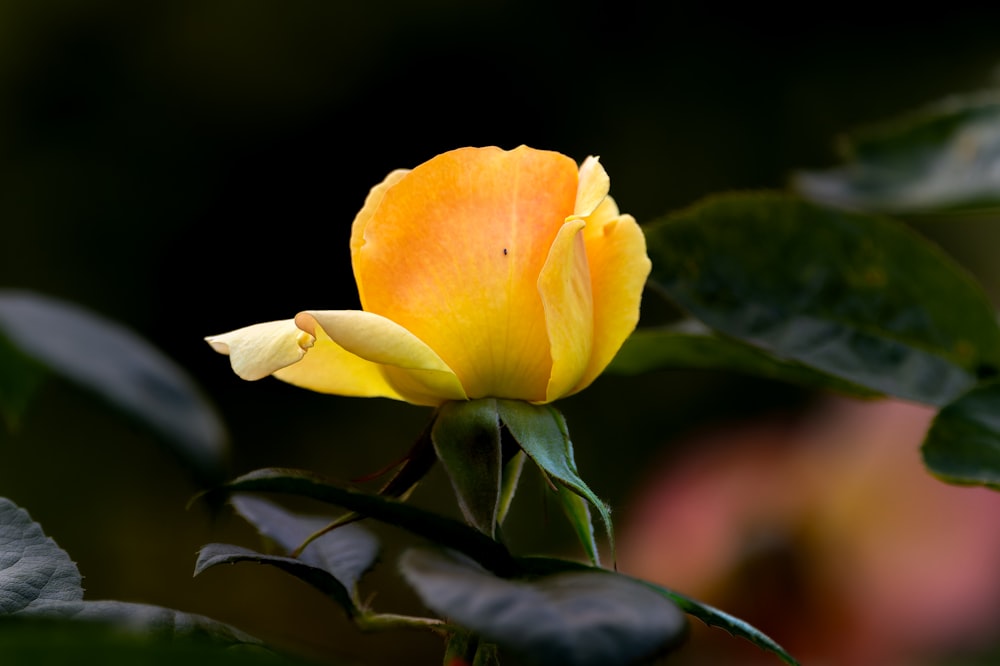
[[207, 146, 651, 406]]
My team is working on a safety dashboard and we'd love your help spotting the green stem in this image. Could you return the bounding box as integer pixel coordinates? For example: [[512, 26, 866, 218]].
[[355, 611, 448, 634]]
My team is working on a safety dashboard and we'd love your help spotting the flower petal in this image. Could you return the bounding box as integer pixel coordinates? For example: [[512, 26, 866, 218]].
[[538, 218, 593, 402], [206, 320, 314, 381], [297, 310, 468, 405], [350, 168, 410, 306], [351, 146, 579, 400], [571, 198, 652, 394], [206, 319, 408, 400], [574, 155, 611, 218]]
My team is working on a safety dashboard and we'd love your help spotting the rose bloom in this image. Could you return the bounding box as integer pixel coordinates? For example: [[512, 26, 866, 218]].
[[207, 146, 650, 405]]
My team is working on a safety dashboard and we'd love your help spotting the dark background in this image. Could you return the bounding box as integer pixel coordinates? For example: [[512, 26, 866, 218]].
[[3, 2, 1000, 664]]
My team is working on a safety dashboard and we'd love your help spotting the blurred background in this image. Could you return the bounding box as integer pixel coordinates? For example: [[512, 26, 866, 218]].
[[4, 2, 1000, 664]]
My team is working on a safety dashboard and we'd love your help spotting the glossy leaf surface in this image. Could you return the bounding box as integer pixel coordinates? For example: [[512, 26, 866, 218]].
[[400, 548, 685, 666], [644, 193, 1000, 406]]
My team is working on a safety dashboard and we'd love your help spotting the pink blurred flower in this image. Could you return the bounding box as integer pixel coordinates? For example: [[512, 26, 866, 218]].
[[619, 397, 1000, 666]]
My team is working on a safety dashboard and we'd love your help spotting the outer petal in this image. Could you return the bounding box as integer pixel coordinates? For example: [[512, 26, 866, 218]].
[[206, 319, 409, 401], [574, 155, 611, 219], [206, 320, 314, 381], [537, 218, 593, 402], [571, 197, 652, 394], [351, 145, 579, 401], [298, 310, 468, 405], [350, 168, 410, 305]]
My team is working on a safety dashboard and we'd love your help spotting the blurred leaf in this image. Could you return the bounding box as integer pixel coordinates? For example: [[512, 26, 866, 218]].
[[195, 543, 362, 617], [0, 616, 311, 666], [202, 468, 518, 576], [1, 497, 260, 647], [431, 399, 502, 537], [518, 557, 799, 666], [0, 333, 47, 430], [922, 380, 1000, 487], [230, 495, 379, 590], [399, 547, 685, 666], [0, 497, 82, 613], [609, 320, 880, 398], [0, 290, 229, 484], [20, 600, 260, 645], [644, 193, 1000, 406], [794, 90, 1000, 215], [496, 401, 612, 566]]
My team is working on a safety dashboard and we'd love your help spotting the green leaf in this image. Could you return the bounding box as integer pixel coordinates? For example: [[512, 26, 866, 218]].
[[200, 468, 518, 576], [608, 321, 880, 398], [922, 381, 1000, 487], [1, 497, 261, 647], [431, 399, 502, 537], [496, 400, 612, 565], [20, 600, 261, 645], [230, 495, 380, 591], [195, 543, 362, 617], [0, 498, 82, 613], [0, 333, 47, 430], [794, 90, 1000, 216], [0, 290, 230, 484], [399, 548, 685, 666], [518, 557, 799, 666], [0, 616, 311, 665], [644, 193, 1000, 406]]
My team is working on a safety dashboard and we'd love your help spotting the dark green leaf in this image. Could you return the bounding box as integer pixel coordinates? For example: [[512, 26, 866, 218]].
[[0, 333, 47, 430], [230, 495, 379, 590], [644, 193, 1000, 406], [20, 600, 261, 645], [496, 400, 612, 565], [0, 290, 230, 484], [399, 548, 685, 666], [517, 557, 799, 666], [608, 321, 879, 398], [794, 90, 1000, 215], [0, 497, 82, 613], [200, 468, 518, 576], [431, 399, 502, 536], [922, 381, 1000, 487], [194, 543, 360, 617], [0, 616, 311, 666]]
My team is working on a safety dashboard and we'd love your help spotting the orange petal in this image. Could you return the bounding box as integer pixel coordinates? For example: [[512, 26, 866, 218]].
[[571, 198, 651, 394], [351, 146, 579, 401], [538, 218, 593, 402], [350, 168, 410, 306]]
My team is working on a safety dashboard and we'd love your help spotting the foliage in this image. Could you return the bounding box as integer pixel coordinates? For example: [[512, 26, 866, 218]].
[[5, 84, 1000, 665]]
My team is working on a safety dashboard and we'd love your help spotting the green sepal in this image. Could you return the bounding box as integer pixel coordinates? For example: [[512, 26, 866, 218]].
[[496, 400, 612, 566], [431, 399, 502, 537]]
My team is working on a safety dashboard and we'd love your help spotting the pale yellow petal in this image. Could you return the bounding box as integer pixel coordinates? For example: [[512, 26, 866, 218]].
[[538, 218, 593, 402], [206, 320, 314, 381], [574, 156, 610, 219], [571, 203, 651, 394], [272, 323, 408, 401], [297, 310, 468, 404]]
